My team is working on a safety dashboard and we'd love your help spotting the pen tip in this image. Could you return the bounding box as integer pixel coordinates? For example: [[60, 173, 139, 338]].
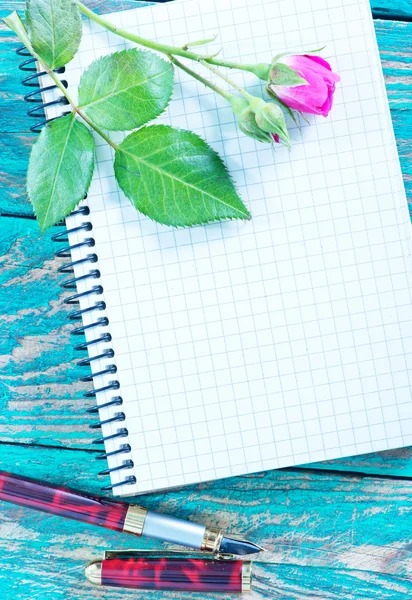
[[219, 536, 262, 556]]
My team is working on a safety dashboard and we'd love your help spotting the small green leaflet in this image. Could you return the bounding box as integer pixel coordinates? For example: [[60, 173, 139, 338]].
[[78, 49, 174, 131], [3, 11, 35, 56], [269, 63, 308, 88], [27, 114, 95, 232], [26, 0, 82, 69], [114, 125, 251, 227]]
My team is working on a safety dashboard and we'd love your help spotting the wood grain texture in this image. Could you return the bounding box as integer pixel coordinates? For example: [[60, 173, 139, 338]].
[[1, 1, 412, 599], [1, 0, 412, 16], [1, 443, 412, 600], [372, 0, 412, 20], [0, 217, 94, 447], [0, 10, 411, 215], [306, 445, 412, 477], [2, 217, 412, 470]]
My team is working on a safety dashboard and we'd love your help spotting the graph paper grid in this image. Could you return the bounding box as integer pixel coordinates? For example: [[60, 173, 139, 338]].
[[42, 0, 412, 495]]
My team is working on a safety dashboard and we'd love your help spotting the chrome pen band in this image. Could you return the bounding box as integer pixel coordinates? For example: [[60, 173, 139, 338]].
[[201, 527, 223, 552], [123, 505, 148, 536], [85, 560, 102, 585], [242, 562, 253, 592]]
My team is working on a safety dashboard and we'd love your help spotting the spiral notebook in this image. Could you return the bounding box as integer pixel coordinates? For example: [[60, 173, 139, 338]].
[[31, 0, 412, 496]]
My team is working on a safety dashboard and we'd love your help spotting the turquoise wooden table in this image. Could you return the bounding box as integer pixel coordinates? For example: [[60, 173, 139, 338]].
[[1, 1, 412, 598]]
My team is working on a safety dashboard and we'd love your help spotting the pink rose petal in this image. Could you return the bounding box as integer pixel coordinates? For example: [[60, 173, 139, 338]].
[[271, 54, 340, 117], [304, 54, 332, 71]]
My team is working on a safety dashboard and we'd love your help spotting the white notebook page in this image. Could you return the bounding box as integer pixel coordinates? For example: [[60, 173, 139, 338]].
[[46, 0, 412, 495]]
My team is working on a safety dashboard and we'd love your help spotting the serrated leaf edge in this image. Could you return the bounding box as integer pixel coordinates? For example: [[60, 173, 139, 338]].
[[27, 114, 95, 232], [78, 48, 174, 130], [26, 0, 82, 69], [114, 124, 251, 227]]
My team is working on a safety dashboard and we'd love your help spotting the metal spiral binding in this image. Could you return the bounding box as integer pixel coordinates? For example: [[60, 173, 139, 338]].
[[18, 46, 135, 491]]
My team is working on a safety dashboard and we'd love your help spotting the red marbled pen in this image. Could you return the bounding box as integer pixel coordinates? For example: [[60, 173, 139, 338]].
[[0, 471, 262, 555], [86, 550, 252, 593]]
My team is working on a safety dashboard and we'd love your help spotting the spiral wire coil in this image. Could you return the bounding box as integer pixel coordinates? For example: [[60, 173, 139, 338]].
[[18, 46, 135, 491]]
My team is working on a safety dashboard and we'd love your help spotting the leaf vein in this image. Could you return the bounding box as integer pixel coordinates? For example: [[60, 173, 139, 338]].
[[80, 69, 169, 110]]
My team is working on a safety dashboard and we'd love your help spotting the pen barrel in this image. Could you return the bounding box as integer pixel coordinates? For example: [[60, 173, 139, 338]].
[[0, 471, 128, 532], [100, 558, 249, 593]]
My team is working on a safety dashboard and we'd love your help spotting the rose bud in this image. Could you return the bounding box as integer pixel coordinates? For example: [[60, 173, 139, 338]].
[[238, 107, 275, 143], [267, 54, 340, 117], [231, 96, 273, 143], [231, 96, 290, 145], [250, 98, 290, 147]]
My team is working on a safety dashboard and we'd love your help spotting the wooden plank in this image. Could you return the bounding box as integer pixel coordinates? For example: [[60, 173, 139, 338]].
[[372, 1, 412, 20], [2, 439, 412, 499], [0, 0, 153, 12], [1, 13, 411, 215], [2, 215, 412, 480], [1, 202, 412, 473], [1, 3, 412, 597], [306, 446, 412, 477], [1, 443, 412, 600], [3, 207, 412, 477], [1, 0, 412, 18], [0, 217, 95, 447], [0, 134, 35, 217]]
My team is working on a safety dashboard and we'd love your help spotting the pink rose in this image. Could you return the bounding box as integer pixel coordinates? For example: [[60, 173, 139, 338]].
[[267, 54, 340, 117]]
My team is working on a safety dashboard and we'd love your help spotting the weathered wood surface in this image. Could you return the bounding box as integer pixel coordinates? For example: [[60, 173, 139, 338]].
[[4, 217, 412, 463], [371, 0, 412, 20], [1, 1, 412, 599], [1, 8, 412, 216], [1, 443, 412, 600]]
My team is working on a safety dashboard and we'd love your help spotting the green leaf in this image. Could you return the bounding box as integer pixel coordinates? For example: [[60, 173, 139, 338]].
[[27, 114, 95, 232], [114, 125, 251, 227], [26, 0, 82, 69], [269, 63, 308, 88], [78, 48, 174, 131]]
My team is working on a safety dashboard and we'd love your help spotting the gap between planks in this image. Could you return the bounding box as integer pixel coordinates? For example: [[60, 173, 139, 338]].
[[3, 440, 412, 482]]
